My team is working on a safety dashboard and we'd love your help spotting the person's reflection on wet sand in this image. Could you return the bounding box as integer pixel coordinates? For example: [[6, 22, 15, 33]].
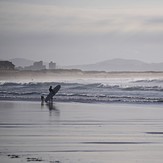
[[46, 102, 60, 117]]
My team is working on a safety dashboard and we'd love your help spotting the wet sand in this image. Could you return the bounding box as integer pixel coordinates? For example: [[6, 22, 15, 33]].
[[0, 101, 163, 163]]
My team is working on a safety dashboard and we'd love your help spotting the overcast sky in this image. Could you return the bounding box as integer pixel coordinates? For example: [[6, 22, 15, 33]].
[[0, 0, 163, 66]]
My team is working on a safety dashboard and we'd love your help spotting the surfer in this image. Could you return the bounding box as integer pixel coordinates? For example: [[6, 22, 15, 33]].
[[49, 86, 53, 102], [49, 86, 53, 93], [45, 85, 61, 103]]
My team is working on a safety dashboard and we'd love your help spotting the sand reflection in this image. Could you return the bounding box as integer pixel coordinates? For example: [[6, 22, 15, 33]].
[[46, 102, 60, 117]]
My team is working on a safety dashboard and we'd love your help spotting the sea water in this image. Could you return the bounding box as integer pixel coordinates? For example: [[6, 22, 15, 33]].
[[0, 73, 163, 104]]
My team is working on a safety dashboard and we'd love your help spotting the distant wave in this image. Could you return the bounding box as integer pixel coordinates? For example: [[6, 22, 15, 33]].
[[0, 82, 60, 86], [131, 79, 163, 83], [121, 86, 163, 91], [98, 84, 163, 91]]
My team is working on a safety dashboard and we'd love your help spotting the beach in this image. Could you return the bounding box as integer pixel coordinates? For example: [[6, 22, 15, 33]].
[[0, 101, 163, 163]]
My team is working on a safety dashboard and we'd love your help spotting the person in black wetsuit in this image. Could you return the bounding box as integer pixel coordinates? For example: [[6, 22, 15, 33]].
[[49, 86, 53, 102], [49, 86, 53, 93]]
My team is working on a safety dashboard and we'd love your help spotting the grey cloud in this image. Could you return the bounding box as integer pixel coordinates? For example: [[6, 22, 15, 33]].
[[1, 1, 163, 34], [145, 17, 163, 24], [1, 31, 163, 65]]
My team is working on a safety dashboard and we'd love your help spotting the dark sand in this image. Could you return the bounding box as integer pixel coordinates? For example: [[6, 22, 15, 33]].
[[0, 101, 163, 163]]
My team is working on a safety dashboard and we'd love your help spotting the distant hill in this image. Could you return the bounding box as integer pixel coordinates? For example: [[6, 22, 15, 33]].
[[10, 58, 35, 67], [9, 58, 163, 71], [65, 58, 163, 72]]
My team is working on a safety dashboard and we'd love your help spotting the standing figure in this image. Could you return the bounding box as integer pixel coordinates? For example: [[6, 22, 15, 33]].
[[49, 86, 53, 102], [49, 86, 53, 93]]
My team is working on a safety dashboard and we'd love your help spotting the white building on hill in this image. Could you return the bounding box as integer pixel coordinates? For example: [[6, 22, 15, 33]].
[[49, 61, 56, 69]]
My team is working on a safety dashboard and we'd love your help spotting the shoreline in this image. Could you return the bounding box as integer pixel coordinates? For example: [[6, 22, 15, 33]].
[[0, 98, 163, 105]]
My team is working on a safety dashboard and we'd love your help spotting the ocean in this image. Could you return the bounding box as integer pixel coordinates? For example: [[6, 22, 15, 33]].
[[1, 72, 163, 163], [0, 72, 163, 104]]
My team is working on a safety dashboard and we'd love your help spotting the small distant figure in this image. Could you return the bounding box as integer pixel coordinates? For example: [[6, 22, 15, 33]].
[[41, 95, 44, 105], [49, 86, 53, 93]]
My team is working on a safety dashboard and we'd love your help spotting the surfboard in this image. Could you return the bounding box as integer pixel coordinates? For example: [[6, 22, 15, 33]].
[[45, 85, 61, 102]]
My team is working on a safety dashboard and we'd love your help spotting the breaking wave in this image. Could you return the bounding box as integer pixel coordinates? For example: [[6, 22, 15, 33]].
[[0, 80, 163, 104]]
